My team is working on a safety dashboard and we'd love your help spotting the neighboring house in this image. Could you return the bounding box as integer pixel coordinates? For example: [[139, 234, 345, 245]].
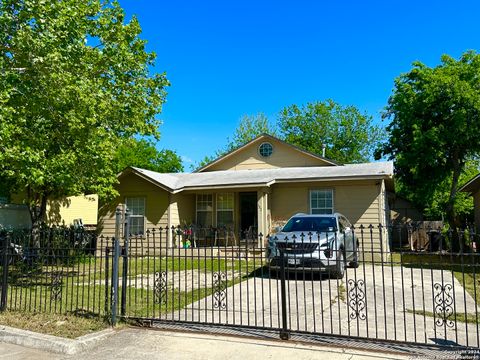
[[0, 194, 98, 230], [99, 134, 394, 251], [459, 173, 480, 232]]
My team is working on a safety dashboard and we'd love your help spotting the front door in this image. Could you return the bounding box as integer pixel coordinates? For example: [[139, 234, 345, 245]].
[[239, 192, 257, 239]]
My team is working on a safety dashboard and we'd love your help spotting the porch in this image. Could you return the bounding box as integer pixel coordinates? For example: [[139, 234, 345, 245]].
[[165, 188, 271, 248]]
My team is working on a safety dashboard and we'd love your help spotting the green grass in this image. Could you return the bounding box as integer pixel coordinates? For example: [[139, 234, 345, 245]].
[[0, 310, 110, 338], [4, 254, 265, 320], [124, 273, 245, 318], [406, 309, 480, 325], [453, 271, 480, 307]]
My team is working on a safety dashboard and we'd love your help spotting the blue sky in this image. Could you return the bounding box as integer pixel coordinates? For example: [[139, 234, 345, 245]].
[[120, 0, 480, 169]]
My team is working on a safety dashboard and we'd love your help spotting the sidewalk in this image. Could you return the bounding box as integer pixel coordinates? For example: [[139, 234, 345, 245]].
[[1, 327, 411, 360]]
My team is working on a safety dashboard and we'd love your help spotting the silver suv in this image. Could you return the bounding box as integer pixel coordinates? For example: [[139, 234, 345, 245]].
[[267, 213, 358, 279]]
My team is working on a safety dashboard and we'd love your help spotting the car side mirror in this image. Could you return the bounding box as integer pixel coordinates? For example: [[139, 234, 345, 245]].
[[274, 226, 282, 233]]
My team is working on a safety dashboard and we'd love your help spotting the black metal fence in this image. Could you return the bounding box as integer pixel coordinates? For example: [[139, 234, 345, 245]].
[[0, 227, 113, 319], [1, 220, 480, 351]]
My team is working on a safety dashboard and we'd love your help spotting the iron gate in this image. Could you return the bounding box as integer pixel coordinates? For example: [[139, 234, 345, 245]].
[[1, 210, 479, 352], [118, 215, 480, 349]]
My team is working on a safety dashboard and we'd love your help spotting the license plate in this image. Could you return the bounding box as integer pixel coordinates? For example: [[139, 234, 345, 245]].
[[287, 258, 301, 265]]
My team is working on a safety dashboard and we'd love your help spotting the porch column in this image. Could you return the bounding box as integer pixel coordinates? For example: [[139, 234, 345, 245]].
[[257, 188, 270, 248], [379, 179, 390, 257], [167, 193, 173, 248]]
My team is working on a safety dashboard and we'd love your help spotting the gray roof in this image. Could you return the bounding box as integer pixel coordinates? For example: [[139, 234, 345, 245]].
[[129, 161, 394, 193]]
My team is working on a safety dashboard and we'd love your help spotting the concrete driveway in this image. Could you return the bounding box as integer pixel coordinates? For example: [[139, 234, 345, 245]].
[[162, 264, 480, 348]]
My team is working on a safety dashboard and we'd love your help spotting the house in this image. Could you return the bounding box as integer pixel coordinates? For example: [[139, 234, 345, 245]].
[[99, 134, 394, 251], [459, 173, 480, 232], [0, 194, 98, 230]]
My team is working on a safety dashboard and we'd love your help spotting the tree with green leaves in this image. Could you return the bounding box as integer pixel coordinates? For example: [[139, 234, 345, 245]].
[[224, 113, 276, 152], [0, 0, 169, 235], [278, 100, 385, 163], [376, 51, 480, 250], [114, 139, 183, 174], [422, 159, 479, 221], [195, 113, 275, 169]]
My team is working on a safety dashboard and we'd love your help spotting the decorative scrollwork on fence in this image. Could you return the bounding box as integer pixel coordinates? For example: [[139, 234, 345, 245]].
[[213, 272, 227, 309], [50, 272, 63, 301], [433, 283, 455, 328], [347, 279, 366, 320], [154, 271, 168, 305]]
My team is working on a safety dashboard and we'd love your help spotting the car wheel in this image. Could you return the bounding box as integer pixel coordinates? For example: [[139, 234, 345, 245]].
[[330, 250, 345, 279]]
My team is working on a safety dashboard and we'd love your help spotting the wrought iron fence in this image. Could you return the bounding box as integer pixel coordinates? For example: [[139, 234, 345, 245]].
[[0, 221, 479, 351], [122, 223, 480, 349], [0, 227, 113, 319]]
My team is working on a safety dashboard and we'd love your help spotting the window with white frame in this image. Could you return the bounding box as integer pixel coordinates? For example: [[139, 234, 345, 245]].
[[216, 193, 234, 228], [196, 194, 213, 227], [310, 189, 334, 214], [125, 197, 146, 235]]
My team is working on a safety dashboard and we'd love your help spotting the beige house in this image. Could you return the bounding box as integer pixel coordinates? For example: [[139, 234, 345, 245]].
[[460, 173, 480, 232], [99, 134, 394, 251]]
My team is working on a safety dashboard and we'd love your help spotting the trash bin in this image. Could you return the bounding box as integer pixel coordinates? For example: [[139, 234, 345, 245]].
[[427, 230, 442, 251]]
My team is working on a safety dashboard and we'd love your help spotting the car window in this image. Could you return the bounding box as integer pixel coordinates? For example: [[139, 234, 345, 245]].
[[282, 217, 337, 232]]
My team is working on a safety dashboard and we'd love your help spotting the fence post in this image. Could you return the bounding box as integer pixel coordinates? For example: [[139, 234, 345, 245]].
[[121, 209, 130, 317], [278, 248, 290, 340], [111, 208, 122, 325], [104, 246, 110, 316], [0, 234, 9, 312]]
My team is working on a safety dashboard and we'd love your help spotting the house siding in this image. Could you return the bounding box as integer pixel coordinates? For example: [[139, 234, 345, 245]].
[[47, 194, 98, 226], [98, 173, 169, 239], [204, 137, 332, 171], [270, 180, 386, 251]]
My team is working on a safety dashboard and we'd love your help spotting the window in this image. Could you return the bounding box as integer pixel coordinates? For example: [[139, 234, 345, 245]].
[[216, 193, 234, 228], [310, 190, 334, 214], [196, 194, 213, 227], [126, 197, 146, 235], [258, 142, 273, 157]]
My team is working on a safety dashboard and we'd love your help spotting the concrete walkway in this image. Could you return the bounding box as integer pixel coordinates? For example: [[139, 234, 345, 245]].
[[0, 328, 411, 360]]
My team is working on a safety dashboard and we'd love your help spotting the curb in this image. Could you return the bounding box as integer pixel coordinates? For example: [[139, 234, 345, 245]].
[[0, 324, 115, 355]]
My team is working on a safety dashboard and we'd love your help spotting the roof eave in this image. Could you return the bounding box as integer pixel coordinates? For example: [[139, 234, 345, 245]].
[[173, 174, 393, 193], [118, 167, 174, 193]]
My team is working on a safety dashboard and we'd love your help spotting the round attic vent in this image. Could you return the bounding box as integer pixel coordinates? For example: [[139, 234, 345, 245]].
[[259, 142, 273, 157]]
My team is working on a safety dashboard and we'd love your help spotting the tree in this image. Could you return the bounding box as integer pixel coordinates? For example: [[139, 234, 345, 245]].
[[194, 113, 275, 169], [114, 139, 183, 173], [376, 51, 480, 250], [0, 1, 169, 235], [278, 100, 385, 163], [224, 113, 276, 152], [415, 159, 478, 222]]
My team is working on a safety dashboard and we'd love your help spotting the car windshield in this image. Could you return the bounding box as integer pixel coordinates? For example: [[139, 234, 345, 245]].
[[282, 216, 337, 233]]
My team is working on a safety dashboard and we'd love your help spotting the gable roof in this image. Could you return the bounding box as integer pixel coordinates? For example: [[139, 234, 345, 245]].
[[459, 173, 480, 194], [123, 161, 394, 194], [195, 133, 340, 172]]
